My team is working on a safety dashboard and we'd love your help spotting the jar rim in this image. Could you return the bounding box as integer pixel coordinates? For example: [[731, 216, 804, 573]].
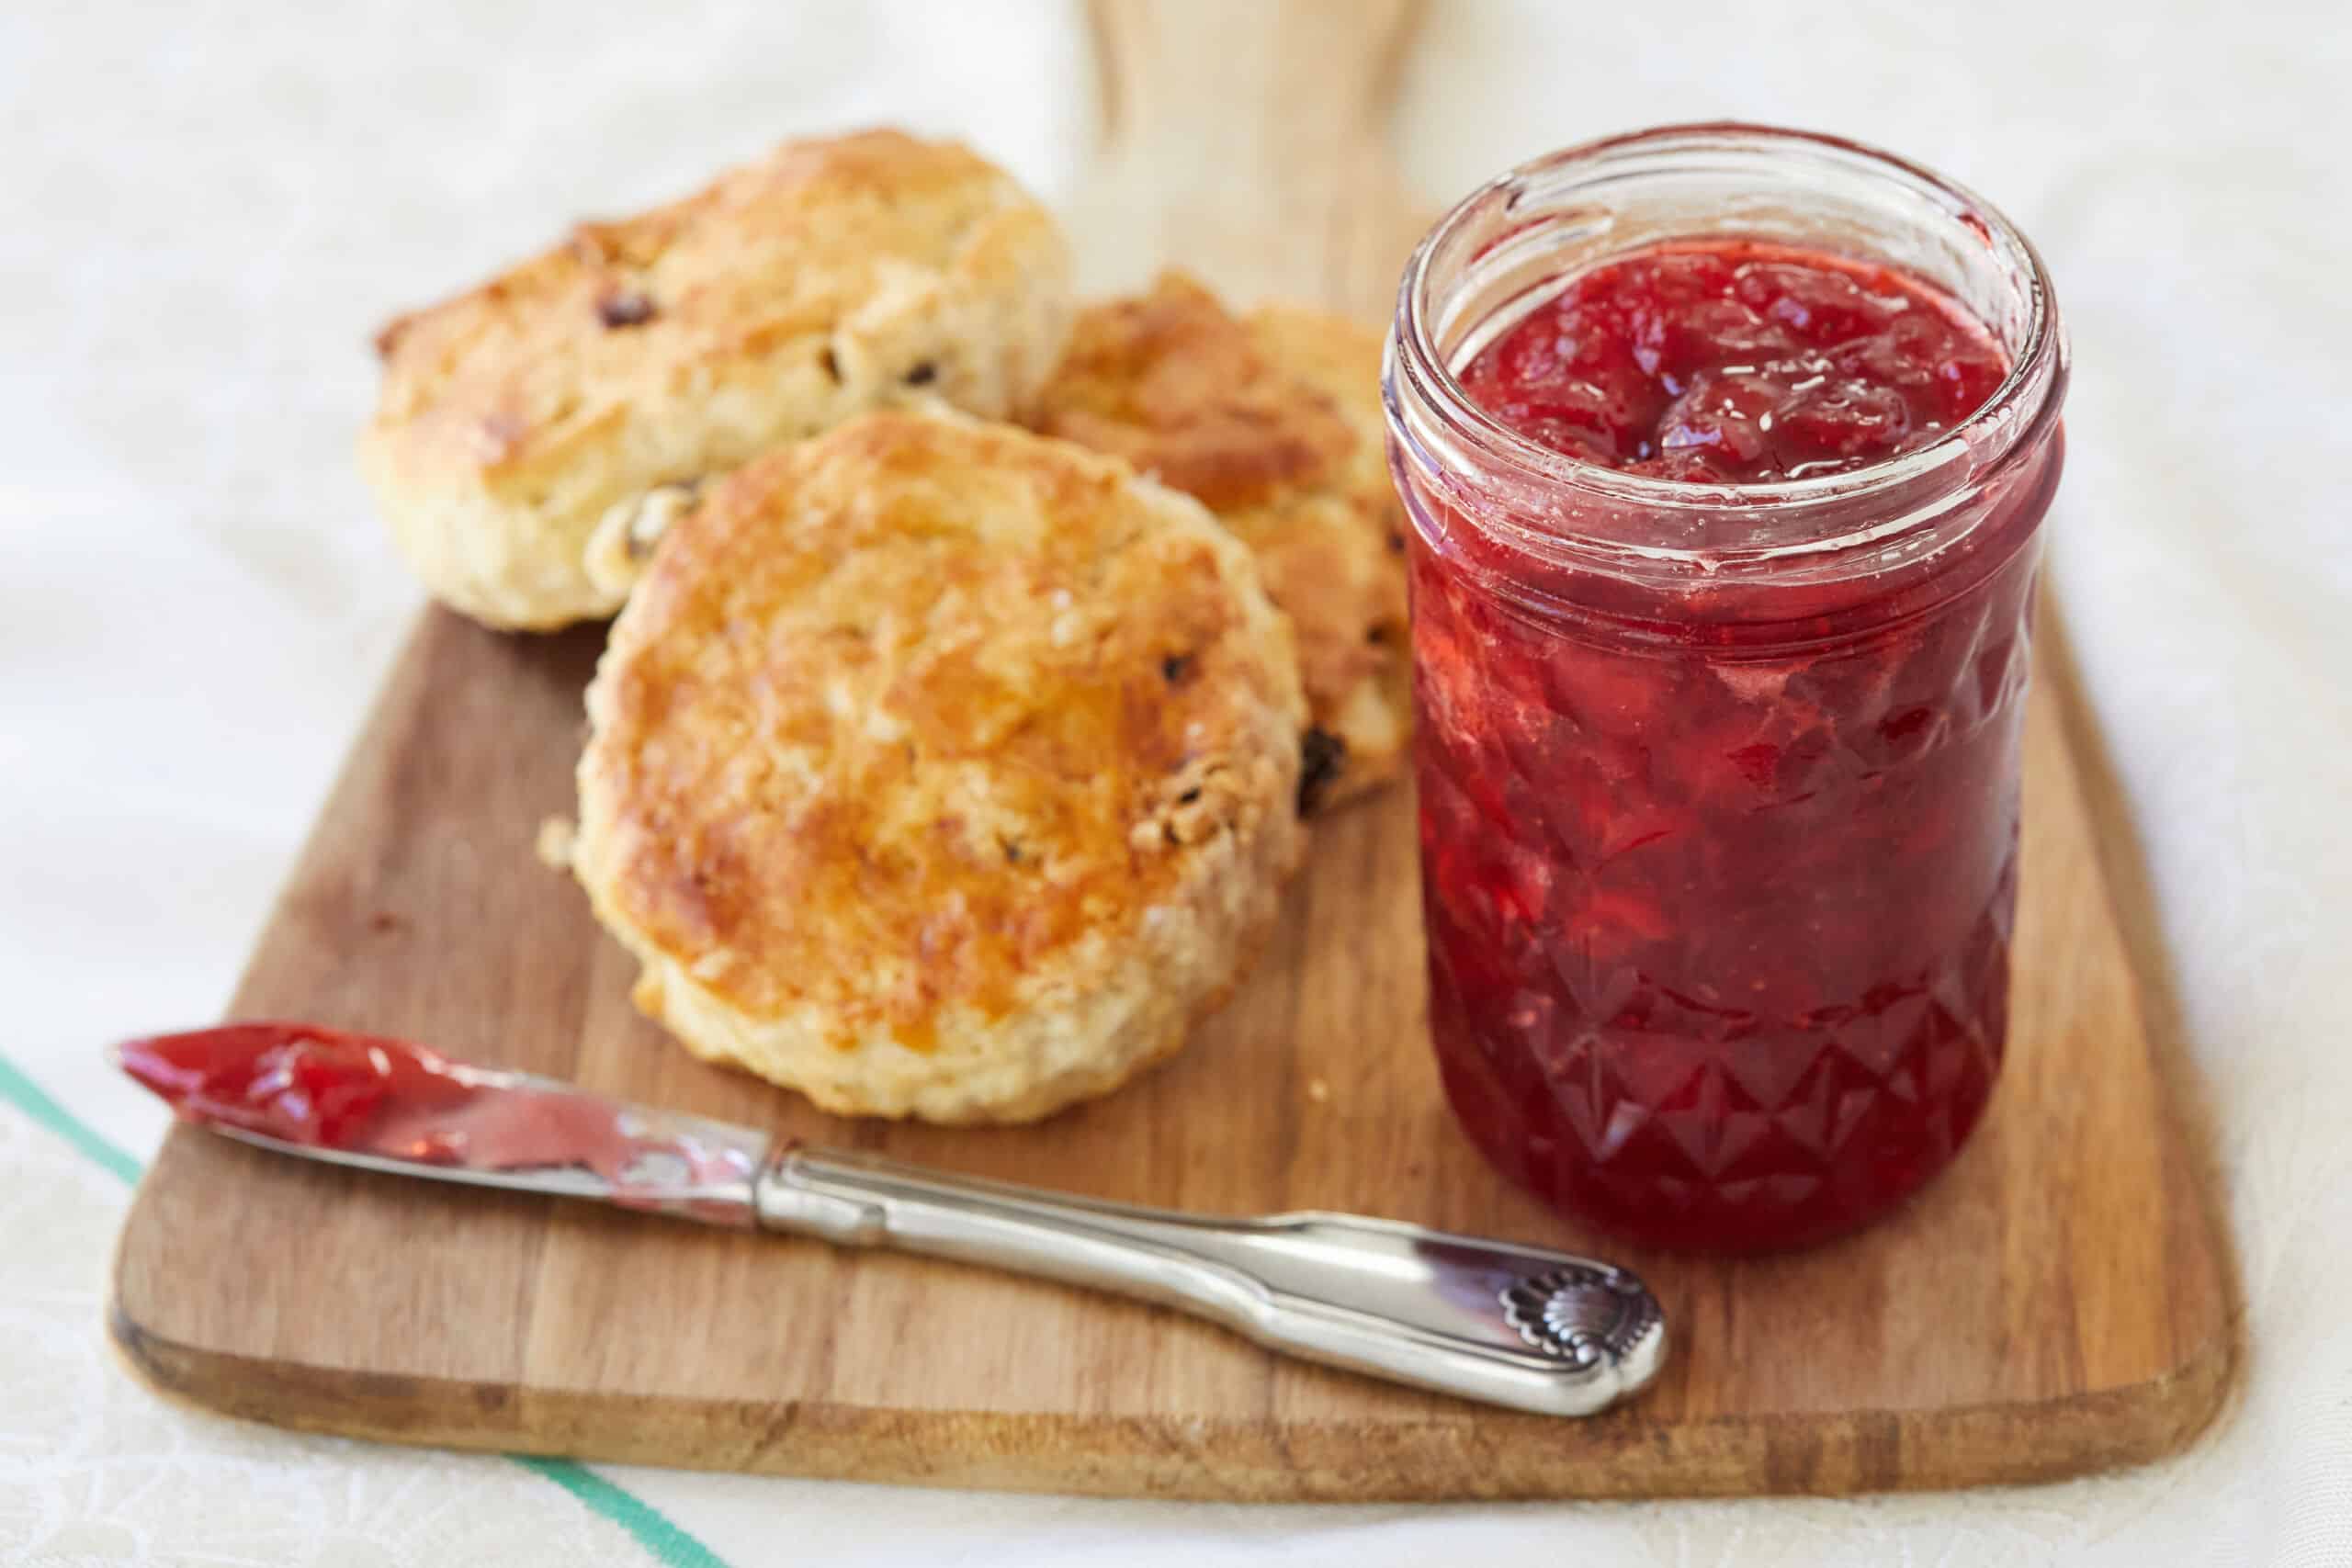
[[1388, 122, 2068, 565]]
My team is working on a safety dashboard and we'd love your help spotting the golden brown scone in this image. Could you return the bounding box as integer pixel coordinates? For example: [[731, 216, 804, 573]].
[[571, 412, 1306, 1123], [359, 130, 1073, 630], [1024, 272, 1409, 811]]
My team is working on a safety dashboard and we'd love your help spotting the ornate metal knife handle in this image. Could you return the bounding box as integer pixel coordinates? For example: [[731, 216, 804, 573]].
[[758, 1146, 1666, 1417]]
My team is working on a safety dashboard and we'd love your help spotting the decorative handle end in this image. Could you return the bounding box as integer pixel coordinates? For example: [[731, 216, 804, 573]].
[[1500, 1263, 1666, 1384]]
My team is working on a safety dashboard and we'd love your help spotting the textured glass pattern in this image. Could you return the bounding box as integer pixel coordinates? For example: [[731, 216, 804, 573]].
[[1409, 535, 2041, 1250]]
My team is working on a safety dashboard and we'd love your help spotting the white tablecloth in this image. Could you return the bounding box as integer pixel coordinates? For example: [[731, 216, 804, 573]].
[[5, 1, 2346, 1562]]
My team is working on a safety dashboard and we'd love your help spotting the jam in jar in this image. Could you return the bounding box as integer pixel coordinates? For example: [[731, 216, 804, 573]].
[[1384, 126, 2067, 1251]]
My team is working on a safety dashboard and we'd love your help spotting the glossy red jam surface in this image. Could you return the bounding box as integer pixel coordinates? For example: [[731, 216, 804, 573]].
[[1460, 241, 2008, 484], [118, 1023, 764, 1216], [1409, 242, 2056, 1251], [117, 1022, 476, 1147]]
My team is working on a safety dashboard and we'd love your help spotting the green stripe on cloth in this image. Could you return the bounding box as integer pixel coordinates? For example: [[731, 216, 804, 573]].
[[0, 1054, 144, 1185], [0, 1046, 732, 1568], [511, 1456, 732, 1568]]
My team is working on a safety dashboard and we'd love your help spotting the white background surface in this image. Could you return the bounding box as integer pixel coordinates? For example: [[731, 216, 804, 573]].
[[4, 1, 2347, 1562]]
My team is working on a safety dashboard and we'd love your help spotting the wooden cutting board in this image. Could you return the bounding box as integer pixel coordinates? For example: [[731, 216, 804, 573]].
[[108, 0, 2234, 1501]]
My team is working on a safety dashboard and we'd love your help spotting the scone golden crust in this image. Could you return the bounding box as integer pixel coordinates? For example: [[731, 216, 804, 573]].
[[360, 130, 1072, 630], [1023, 272, 1410, 810], [571, 412, 1306, 1123]]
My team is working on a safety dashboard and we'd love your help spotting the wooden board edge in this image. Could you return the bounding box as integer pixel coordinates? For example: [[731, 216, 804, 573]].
[[105, 1287, 2234, 1503], [216, 607, 445, 1010], [2035, 607, 2249, 1358]]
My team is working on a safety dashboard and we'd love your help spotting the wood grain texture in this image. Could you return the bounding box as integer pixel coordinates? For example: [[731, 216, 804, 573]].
[[108, 0, 2233, 1501]]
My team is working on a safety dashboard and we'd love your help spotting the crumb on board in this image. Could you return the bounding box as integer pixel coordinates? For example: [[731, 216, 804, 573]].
[[1306, 1077, 1330, 1105], [535, 815, 577, 872]]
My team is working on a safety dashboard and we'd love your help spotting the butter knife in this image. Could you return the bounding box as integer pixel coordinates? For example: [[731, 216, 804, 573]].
[[113, 1023, 1666, 1418]]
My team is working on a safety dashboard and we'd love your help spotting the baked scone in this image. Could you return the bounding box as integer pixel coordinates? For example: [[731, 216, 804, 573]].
[[1023, 272, 1409, 811], [359, 130, 1073, 630], [571, 412, 1306, 1122]]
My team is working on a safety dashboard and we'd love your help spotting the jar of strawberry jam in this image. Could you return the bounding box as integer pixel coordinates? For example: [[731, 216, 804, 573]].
[[1384, 125, 2067, 1251]]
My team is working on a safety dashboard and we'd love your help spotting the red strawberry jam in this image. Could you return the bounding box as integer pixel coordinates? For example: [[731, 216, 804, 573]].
[[1392, 201, 2065, 1252], [1458, 242, 2008, 485], [117, 1022, 479, 1147]]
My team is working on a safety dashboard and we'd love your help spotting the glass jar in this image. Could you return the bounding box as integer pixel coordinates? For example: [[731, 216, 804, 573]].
[[1383, 124, 2067, 1251]]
